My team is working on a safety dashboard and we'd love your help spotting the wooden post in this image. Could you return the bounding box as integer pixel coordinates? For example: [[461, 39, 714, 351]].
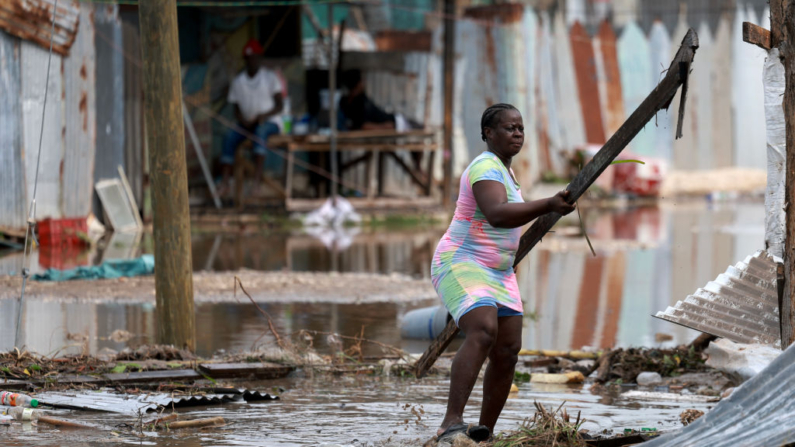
[[414, 29, 700, 378], [138, 0, 196, 351], [773, 0, 795, 347], [441, 0, 455, 208]]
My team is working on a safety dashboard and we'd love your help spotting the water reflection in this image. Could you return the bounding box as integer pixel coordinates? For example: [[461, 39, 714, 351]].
[[519, 201, 764, 351], [0, 200, 766, 358]]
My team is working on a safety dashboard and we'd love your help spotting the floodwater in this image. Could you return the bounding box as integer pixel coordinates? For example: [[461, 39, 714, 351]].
[[0, 375, 716, 446], [0, 199, 765, 356], [0, 199, 758, 445]]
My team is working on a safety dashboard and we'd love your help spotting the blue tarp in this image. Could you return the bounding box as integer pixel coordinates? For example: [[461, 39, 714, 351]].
[[32, 255, 154, 282]]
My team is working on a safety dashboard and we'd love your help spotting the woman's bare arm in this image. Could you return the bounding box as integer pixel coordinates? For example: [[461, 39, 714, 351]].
[[472, 181, 576, 229]]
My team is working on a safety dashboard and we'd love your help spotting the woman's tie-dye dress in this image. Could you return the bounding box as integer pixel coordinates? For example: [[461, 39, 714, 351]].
[[431, 152, 525, 325]]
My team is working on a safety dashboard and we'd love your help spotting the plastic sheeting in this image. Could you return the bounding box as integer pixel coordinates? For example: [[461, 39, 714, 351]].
[[32, 255, 154, 281], [644, 339, 795, 447], [764, 48, 785, 260]]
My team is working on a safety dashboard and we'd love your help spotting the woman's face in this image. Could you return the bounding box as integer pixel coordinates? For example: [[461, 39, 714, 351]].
[[485, 109, 524, 158]]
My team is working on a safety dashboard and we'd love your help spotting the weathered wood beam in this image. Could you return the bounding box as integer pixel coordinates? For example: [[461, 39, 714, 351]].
[[779, 0, 795, 347], [386, 151, 427, 190], [743, 22, 772, 51], [414, 29, 700, 378]]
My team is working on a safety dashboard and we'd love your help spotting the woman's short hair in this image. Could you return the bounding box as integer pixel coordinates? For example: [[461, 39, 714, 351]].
[[481, 103, 518, 142]]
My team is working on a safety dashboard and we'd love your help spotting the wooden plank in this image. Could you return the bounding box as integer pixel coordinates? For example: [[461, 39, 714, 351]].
[[103, 369, 201, 384], [198, 362, 293, 379], [778, 0, 795, 347], [386, 151, 426, 189], [413, 28, 700, 379], [340, 153, 369, 171], [743, 21, 772, 50]]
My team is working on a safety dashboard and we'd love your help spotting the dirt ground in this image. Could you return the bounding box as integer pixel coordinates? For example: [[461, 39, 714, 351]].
[[0, 270, 438, 304]]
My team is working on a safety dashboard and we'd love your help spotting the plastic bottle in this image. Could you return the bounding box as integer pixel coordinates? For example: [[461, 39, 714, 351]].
[[2, 407, 41, 421], [282, 97, 293, 135], [0, 391, 39, 408]]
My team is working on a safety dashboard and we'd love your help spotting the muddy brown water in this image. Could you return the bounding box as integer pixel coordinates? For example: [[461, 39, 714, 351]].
[[0, 376, 715, 446], [0, 200, 760, 445], [0, 200, 763, 357]]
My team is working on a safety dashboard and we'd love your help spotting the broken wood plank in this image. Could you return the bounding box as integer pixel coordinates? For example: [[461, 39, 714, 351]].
[[413, 28, 700, 379], [166, 416, 225, 430], [198, 362, 293, 380], [743, 22, 772, 51], [102, 369, 201, 384], [385, 151, 428, 190]]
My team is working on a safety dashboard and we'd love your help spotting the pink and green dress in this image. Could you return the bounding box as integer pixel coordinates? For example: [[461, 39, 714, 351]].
[[431, 152, 524, 325]]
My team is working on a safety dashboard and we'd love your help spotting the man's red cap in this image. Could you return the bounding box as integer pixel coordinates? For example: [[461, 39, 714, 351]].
[[243, 39, 264, 57]]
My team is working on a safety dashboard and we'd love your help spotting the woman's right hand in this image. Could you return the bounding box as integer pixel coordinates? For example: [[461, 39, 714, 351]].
[[547, 190, 576, 215]]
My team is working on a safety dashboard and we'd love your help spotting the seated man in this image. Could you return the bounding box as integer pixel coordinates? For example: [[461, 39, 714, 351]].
[[340, 69, 423, 171], [218, 39, 283, 197]]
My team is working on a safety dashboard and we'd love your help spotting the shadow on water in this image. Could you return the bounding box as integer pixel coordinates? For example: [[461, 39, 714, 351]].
[[0, 200, 765, 359]]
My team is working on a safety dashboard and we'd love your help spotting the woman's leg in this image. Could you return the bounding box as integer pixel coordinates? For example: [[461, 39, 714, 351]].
[[478, 315, 522, 432], [438, 306, 498, 435]]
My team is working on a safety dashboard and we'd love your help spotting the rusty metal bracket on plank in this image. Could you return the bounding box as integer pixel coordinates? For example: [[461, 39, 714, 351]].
[[413, 29, 700, 379]]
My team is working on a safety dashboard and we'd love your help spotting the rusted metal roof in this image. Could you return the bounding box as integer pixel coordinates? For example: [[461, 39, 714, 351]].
[[570, 21, 605, 145], [654, 250, 780, 347], [0, 0, 79, 57], [37, 389, 278, 414]]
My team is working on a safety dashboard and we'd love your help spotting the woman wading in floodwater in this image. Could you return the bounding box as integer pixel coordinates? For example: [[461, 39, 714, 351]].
[[432, 104, 576, 442]]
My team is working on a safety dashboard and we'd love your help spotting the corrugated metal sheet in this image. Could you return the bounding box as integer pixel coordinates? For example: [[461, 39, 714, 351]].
[[570, 21, 605, 145], [0, 30, 27, 229], [695, 21, 713, 170], [62, 2, 95, 218], [536, 12, 562, 176], [38, 389, 278, 414], [122, 20, 145, 208], [648, 21, 672, 161], [93, 4, 125, 220], [617, 21, 653, 157], [644, 338, 794, 447], [553, 12, 585, 153], [518, 7, 538, 185], [732, 5, 767, 170], [596, 20, 624, 138], [711, 14, 733, 168], [0, 0, 79, 56], [21, 39, 63, 220], [655, 250, 780, 346], [670, 13, 695, 170]]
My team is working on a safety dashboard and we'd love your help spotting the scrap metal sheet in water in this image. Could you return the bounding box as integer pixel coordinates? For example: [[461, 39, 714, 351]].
[[655, 250, 780, 347], [37, 389, 278, 414], [645, 340, 794, 447]]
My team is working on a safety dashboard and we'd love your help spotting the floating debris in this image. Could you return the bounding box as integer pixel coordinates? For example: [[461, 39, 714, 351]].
[[36, 389, 277, 414]]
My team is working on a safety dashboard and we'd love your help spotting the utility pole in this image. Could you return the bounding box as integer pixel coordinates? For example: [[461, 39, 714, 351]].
[[441, 0, 456, 208], [743, 1, 795, 347], [138, 0, 196, 350]]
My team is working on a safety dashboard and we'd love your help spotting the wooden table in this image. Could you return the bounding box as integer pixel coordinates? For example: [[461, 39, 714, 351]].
[[269, 129, 440, 211]]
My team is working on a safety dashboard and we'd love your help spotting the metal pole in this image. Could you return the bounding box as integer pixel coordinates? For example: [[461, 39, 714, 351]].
[[442, 0, 456, 208], [328, 3, 338, 200], [183, 102, 222, 209], [138, 0, 196, 351]]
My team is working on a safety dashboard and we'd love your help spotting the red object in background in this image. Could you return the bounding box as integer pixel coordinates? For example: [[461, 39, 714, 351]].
[[37, 218, 88, 247], [611, 158, 665, 197], [38, 244, 90, 270]]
